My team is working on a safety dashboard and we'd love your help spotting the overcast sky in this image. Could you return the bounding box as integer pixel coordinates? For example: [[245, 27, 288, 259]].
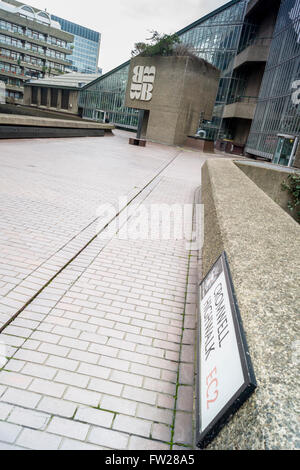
[[27, 0, 228, 73]]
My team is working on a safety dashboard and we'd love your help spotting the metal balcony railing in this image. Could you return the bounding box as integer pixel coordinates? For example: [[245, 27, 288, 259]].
[[238, 37, 272, 54], [226, 95, 258, 105]]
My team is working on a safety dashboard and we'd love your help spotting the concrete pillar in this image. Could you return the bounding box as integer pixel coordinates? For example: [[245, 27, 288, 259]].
[[57, 89, 62, 110], [37, 87, 41, 106], [47, 88, 51, 108]]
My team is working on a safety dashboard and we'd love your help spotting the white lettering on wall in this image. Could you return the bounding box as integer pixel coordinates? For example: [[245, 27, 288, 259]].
[[130, 65, 156, 101]]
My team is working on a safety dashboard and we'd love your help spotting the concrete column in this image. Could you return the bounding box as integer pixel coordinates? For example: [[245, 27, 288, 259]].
[[293, 141, 300, 168], [47, 88, 51, 108], [57, 89, 62, 110], [37, 87, 41, 106]]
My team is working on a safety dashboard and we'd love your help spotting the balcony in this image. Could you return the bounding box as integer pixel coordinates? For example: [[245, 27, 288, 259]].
[[234, 37, 272, 70], [246, 0, 260, 15], [223, 96, 258, 120]]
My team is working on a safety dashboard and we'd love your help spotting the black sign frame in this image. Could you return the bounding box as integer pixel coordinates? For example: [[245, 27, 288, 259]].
[[196, 251, 257, 449]]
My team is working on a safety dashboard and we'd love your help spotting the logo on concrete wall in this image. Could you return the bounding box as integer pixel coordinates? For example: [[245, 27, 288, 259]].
[[130, 65, 156, 101]]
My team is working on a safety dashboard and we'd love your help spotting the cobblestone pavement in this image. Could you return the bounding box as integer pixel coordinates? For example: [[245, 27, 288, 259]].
[[0, 131, 217, 450]]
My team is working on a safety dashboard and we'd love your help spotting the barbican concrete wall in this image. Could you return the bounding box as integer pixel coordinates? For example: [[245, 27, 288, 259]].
[[200, 159, 299, 450], [125, 55, 220, 146]]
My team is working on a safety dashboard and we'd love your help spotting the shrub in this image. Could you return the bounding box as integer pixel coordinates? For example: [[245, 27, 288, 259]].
[[282, 173, 300, 223]]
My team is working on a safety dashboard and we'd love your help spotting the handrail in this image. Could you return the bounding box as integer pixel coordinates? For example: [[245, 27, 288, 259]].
[[227, 95, 258, 104], [238, 37, 272, 54]]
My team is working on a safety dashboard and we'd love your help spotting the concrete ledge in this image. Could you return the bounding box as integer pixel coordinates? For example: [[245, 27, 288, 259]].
[[0, 126, 105, 139], [0, 114, 115, 130], [201, 159, 300, 449], [235, 160, 300, 222]]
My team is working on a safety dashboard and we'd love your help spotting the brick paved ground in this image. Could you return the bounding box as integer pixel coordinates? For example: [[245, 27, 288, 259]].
[[0, 131, 226, 450]]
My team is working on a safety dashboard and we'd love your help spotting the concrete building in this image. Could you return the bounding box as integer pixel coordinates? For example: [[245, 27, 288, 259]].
[[23, 71, 100, 115], [78, 0, 300, 168], [220, 0, 282, 155], [125, 55, 219, 146], [0, 0, 74, 103], [79, 0, 248, 134], [50, 15, 101, 75]]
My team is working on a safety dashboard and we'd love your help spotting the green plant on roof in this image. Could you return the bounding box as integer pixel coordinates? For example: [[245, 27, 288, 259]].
[[131, 30, 181, 57], [131, 30, 210, 66]]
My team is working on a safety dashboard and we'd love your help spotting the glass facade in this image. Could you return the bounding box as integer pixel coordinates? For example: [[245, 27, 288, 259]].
[[79, 62, 140, 127], [51, 16, 101, 74], [246, 0, 300, 161], [79, 0, 248, 135], [178, 0, 248, 139]]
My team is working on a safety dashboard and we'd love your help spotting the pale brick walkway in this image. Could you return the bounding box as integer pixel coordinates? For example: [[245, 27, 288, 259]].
[[0, 132, 215, 450], [0, 133, 179, 328]]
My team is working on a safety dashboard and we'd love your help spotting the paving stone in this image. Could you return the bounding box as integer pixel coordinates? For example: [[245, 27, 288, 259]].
[[173, 411, 194, 446], [0, 421, 22, 443], [113, 415, 152, 438], [64, 386, 101, 408], [74, 406, 114, 427], [176, 386, 194, 412], [16, 428, 62, 450], [128, 435, 170, 450], [37, 396, 77, 418], [47, 416, 89, 441], [1, 388, 41, 408], [88, 426, 129, 450], [7, 407, 50, 430]]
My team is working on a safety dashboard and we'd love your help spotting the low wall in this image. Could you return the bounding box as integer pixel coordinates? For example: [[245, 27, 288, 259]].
[[235, 160, 300, 222], [0, 103, 87, 121], [200, 159, 300, 450], [0, 113, 114, 139]]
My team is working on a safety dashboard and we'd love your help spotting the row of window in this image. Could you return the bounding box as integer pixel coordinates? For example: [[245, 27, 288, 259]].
[[0, 34, 66, 65], [46, 49, 65, 60], [26, 29, 67, 48], [0, 46, 67, 71], [0, 61, 21, 75], [0, 19, 70, 49], [0, 75, 22, 87], [5, 89, 22, 99], [0, 47, 20, 60]]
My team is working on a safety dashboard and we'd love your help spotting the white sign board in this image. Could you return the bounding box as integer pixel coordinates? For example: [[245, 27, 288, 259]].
[[196, 252, 256, 449]]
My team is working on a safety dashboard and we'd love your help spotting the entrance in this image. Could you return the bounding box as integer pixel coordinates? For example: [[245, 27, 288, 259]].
[[273, 135, 298, 167]]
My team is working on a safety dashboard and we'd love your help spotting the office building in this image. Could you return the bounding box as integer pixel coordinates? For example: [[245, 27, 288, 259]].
[[51, 15, 101, 74], [0, 0, 74, 102]]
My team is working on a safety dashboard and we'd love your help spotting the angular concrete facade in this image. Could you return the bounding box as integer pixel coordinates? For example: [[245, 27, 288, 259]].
[[125, 56, 219, 146]]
